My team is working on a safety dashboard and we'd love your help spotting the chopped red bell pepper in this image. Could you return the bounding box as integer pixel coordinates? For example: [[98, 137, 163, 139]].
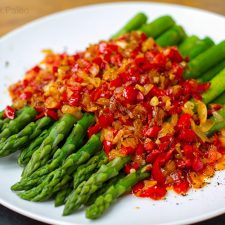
[[87, 124, 101, 138], [4, 106, 15, 120], [140, 185, 167, 200]]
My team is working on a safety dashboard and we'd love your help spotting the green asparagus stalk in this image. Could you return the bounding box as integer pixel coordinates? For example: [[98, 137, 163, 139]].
[[73, 151, 108, 189], [188, 37, 214, 60], [86, 172, 125, 206], [0, 118, 10, 133], [22, 114, 77, 178], [213, 91, 225, 105], [55, 184, 73, 207], [63, 156, 130, 215], [112, 13, 148, 39], [0, 111, 4, 119], [18, 133, 102, 201], [139, 15, 175, 38], [184, 40, 225, 79], [207, 106, 225, 136], [202, 68, 225, 104], [0, 116, 53, 157], [17, 129, 50, 166], [0, 106, 37, 140], [19, 113, 95, 182], [156, 25, 186, 47], [85, 167, 150, 219], [198, 60, 225, 83], [178, 35, 200, 57]]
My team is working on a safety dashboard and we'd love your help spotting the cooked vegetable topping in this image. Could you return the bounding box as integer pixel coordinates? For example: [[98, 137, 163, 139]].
[[8, 31, 225, 200]]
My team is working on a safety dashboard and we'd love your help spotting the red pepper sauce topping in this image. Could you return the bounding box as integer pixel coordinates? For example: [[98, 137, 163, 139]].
[[9, 31, 225, 200]]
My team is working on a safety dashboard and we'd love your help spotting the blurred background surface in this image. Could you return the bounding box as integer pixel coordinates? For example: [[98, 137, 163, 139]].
[[0, 0, 225, 36]]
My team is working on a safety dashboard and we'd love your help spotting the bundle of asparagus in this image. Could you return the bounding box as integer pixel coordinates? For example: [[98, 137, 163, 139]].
[[0, 12, 225, 221]]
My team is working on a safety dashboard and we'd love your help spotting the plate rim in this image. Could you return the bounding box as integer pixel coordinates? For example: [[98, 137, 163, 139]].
[[1, 2, 225, 225]]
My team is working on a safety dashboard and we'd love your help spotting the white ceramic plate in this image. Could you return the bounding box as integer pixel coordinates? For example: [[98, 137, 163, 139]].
[[0, 2, 225, 225]]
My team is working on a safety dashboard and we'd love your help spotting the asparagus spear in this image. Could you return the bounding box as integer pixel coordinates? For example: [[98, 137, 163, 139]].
[[207, 106, 225, 136], [0, 116, 53, 157], [22, 114, 77, 178], [213, 91, 225, 105], [202, 68, 225, 104], [17, 129, 50, 166], [188, 37, 214, 60], [17, 113, 95, 185], [112, 12, 148, 39], [73, 151, 108, 189], [0, 111, 4, 119], [63, 156, 130, 215], [139, 15, 175, 38], [18, 133, 102, 201], [86, 167, 150, 219], [198, 60, 225, 83], [55, 184, 73, 207], [0, 106, 37, 140], [184, 40, 225, 79], [156, 25, 186, 47], [178, 35, 200, 57], [86, 172, 125, 206], [0, 118, 10, 133]]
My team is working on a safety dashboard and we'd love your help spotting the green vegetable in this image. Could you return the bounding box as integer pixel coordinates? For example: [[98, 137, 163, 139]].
[[85, 167, 150, 219], [18, 129, 50, 166], [18, 133, 102, 201], [188, 37, 214, 60], [184, 40, 225, 79], [0, 116, 52, 157], [73, 151, 108, 189], [112, 12, 148, 39], [13, 113, 94, 191], [179, 35, 200, 57], [139, 15, 175, 38], [86, 172, 125, 206], [202, 68, 225, 104], [63, 156, 130, 215], [22, 114, 77, 178], [207, 106, 225, 136], [0, 106, 37, 140], [213, 91, 225, 105], [55, 185, 73, 207], [156, 25, 186, 47], [198, 60, 225, 83]]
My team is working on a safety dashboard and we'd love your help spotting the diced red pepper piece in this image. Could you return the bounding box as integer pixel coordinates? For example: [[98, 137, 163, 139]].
[[4, 106, 15, 120], [143, 126, 161, 138], [165, 47, 183, 63], [103, 140, 113, 155], [132, 181, 144, 194], [173, 179, 190, 194], [87, 124, 101, 138], [146, 149, 161, 163], [183, 144, 194, 158], [177, 113, 191, 129], [45, 109, 58, 120], [152, 157, 166, 185], [20, 91, 32, 101], [35, 112, 45, 120], [192, 157, 204, 172], [179, 128, 197, 142], [98, 113, 114, 128], [110, 77, 122, 88], [121, 146, 136, 156], [140, 185, 167, 200], [136, 143, 144, 155], [122, 86, 138, 104]]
